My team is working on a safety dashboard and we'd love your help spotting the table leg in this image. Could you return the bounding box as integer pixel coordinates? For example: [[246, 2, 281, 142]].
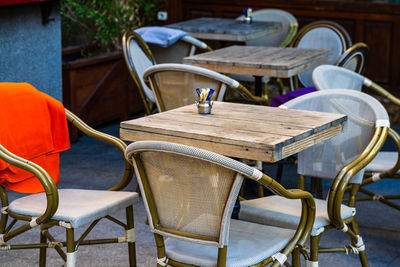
[[254, 76, 263, 97], [289, 76, 295, 91]]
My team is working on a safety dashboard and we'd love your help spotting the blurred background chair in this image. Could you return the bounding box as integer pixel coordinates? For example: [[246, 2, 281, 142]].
[[143, 63, 268, 112], [335, 42, 369, 74], [239, 90, 389, 267], [234, 9, 298, 95], [313, 65, 400, 210], [135, 26, 212, 64], [291, 20, 352, 88], [125, 140, 315, 267], [122, 30, 158, 115], [147, 35, 212, 64], [0, 83, 138, 267]]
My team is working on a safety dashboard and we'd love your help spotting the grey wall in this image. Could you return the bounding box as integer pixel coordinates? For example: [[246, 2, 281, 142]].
[[0, 1, 62, 100]]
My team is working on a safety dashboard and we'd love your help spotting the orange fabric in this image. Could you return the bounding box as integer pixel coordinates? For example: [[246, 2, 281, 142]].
[[0, 82, 70, 193]]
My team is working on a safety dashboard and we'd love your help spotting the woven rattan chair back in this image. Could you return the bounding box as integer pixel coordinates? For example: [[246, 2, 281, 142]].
[[143, 63, 263, 112], [122, 30, 157, 115], [291, 20, 352, 87], [335, 42, 369, 74], [281, 89, 389, 184], [126, 141, 251, 247], [148, 35, 212, 64], [237, 9, 298, 47]]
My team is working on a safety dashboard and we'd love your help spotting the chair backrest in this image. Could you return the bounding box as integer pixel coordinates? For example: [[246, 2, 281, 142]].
[[292, 20, 352, 87], [335, 42, 369, 74], [280, 89, 389, 184], [125, 140, 263, 247], [237, 8, 298, 47], [148, 35, 212, 64], [143, 63, 239, 112], [312, 65, 366, 92], [122, 31, 157, 115]]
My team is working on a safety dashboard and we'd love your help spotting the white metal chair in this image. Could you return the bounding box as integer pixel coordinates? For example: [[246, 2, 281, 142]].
[[239, 89, 389, 267], [237, 8, 298, 48], [122, 30, 158, 115], [291, 20, 352, 88], [143, 63, 268, 112], [313, 64, 400, 210], [335, 42, 369, 74], [234, 9, 298, 94], [125, 140, 315, 267]]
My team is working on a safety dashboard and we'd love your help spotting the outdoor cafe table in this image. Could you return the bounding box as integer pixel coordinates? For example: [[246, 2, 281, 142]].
[[167, 17, 281, 42], [183, 45, 330, 94], [120, 102, 347, 163]]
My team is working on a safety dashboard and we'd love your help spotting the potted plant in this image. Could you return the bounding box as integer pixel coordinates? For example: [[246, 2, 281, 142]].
[[61, 0, 162, 140]]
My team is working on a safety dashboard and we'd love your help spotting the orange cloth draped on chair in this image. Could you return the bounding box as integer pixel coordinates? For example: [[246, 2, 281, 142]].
[[0, 83, 70, 193]]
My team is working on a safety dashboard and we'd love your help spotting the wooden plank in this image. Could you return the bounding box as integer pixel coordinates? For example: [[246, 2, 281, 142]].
[[120, 128, 275, 162], [167, 17, 281, 41], [183, 46, 330, 77]]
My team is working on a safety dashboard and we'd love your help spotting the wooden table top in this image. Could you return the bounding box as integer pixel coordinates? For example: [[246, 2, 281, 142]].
[[167, 17, 281, 42], [120, 102, 347, 162], [184, 45, 330, 78]]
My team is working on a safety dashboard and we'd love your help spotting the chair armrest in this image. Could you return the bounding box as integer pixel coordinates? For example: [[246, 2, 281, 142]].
[[328, 126, 388, 228], [0, 145, 58, 225], [368, 81, 400, 107], [65, 109, 134, 191], [365, 127, 400, 180], [256, 174, 316, 252], [236, 84, 269, 105]]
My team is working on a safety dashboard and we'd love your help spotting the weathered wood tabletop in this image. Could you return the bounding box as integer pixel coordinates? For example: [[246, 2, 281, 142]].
[[184, 45, 330, 78], [120, 102, 347, 162], [167, 17, 281, 42]]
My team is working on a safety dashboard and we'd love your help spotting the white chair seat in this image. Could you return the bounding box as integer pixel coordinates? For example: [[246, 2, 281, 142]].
[[165, 219, 295, 267], [239, 195, 355, 236], [9, 189, 139, 228], [366, 151, 399, 173]]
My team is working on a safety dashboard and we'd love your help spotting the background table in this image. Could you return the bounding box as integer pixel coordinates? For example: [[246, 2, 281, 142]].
[[120, 102, 346, 163], [184, 45, 330, 94], [167, 17, 281, 42]]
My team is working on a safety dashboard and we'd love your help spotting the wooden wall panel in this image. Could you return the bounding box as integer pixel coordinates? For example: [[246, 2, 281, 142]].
[[363, 21, 392, 84]]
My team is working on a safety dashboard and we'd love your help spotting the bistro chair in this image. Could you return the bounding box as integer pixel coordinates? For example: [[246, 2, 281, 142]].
[[147, 35, 212, 64], [291, 20, 352, 88], [239, 89, 389, 267], [334, 42, 369, 74], [237, 9, 298, 48], [122, 30, 158, 115], [235, 9, 298, 95], [125, 140, 315, 267], [0, 83, 138, 266], [143, 63, 268, 112], [313, 65, 400, 210]]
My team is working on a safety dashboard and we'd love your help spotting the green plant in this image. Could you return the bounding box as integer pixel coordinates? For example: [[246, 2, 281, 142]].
[[61, 0, 163, 55]]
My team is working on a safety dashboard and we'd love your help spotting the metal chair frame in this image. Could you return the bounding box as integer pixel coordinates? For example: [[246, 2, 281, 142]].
[[126, 140, 315, 267], [0, 110, 137, 267]]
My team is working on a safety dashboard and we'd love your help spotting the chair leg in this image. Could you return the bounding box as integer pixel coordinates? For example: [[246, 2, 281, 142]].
[[350, 219, 369, 267], [308, 234, 322, 267], [39, 229, 47, 267], [126, 205, 137, 267], [291, 247, 301, 267], [66, 228, 77, 267]]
